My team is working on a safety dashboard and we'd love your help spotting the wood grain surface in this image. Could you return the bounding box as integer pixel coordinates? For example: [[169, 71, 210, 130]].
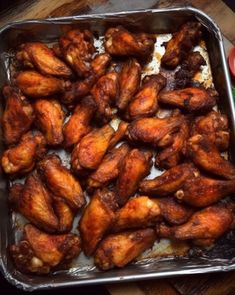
[[0, 1, 234, 295]]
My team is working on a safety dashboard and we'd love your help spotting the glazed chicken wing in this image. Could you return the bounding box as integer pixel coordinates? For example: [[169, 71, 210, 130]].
[[16, 42, 72, 78], [1, 131, 46, 176], [2, 85, 34, 145], [79, 189, 118, 256], [34, 98, 65, 146], [161, 22, 202, 69], [128, 74, 166, 120], [116, 149, 152, 205], [158, 87, 217, 113], [94, 228, 156, 270], [10, 224, 81, 274], [38, 154, 85, 210]]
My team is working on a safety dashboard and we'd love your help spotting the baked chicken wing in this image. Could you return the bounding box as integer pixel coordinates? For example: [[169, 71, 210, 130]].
[[53, 198, 75, 233], [108, 120, 129, 149]]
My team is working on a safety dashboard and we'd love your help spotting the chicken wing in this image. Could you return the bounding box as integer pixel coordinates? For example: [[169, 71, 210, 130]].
[[94, 228, 156, 270], [158, 87, 217, 112], [104, 26, 155, 58], [2, 85, 34, 145], [38, 154, 85, 210], [186, 134, 235, 179], [127, 74, 166, 120], [175, 176, 235, 207], [139, 163, 199, 197], [87, 143, 130, 191], [10, 224, 81, 274], [116, 149, 152, 205], [34, 98, 65, 146], [1, 131, 46, 176], [59, 29, 95, 77], [71, 124, 115, 174], [161, 22, 202, 69], [15, 71, 65, 97], [16, 42, 72, 78], [108, 121, 129, 149], [63, 97, 96, 149], [53, 198, 75, 233], [116, 58, 141, 110], [79, 189, 118, 256]]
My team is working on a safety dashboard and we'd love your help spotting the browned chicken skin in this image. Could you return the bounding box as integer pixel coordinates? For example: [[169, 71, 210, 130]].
[[34, 98, 65, 146], [159, 87, 217, 113], [108, 121, 129, 149], [2, 86, 34, 146], [116, 149, 152, 205], [161, 22, 202, 69], [10, 224, 81, 274], [79, 189, 118, 256], [186, 134, 235, 179], [139, 163, 199, 197], [38, 154, 85, 210], [53, 198, 75, 233], [16, 42, 72, 78], [116, 58, 141, 110], [1, 131, 46, 176], [127, 74, 166, 120]]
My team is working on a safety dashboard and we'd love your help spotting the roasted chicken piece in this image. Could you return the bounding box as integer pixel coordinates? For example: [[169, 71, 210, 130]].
[[16, 71, 65, 97], [10, 224, 81, 274], [38, 154, 85, 210], [16, 42, 72, 78], [139, 163, 199, 197], [116, 58, 141, 110], [71, 124, 115, 174], [116, 149, 152, 205], [94, 228, 156, 270], [186, 134, 235, 179], [161, 22, 202, 69], [104, 26, 155, 58], [191, 111, 229, 151], [108, 121, 129, 149], [53, 198, 75, 233], [1, 131, 46, 176], [175, 176, 235, 207], [158, 87, 217, 113], [63, 97, 96, 149], [34, 98, 65, 146], [87, 143, 130, 191], [79, 189, 118, 256], [2, 85, 34, 145], [113, 196, 161, 232], [127, 74, 166, 120]]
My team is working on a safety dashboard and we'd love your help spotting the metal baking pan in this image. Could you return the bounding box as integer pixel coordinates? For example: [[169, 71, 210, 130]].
[[0, 6, 235, 291]]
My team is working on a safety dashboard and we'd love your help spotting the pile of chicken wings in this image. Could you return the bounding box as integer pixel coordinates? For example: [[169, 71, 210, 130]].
[[2, 21, 235, 274]]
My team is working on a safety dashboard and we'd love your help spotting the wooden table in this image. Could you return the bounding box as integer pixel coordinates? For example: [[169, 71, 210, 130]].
[[0, 1, 234, 294]]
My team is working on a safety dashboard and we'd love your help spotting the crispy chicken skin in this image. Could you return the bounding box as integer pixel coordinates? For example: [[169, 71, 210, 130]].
[[79, 189, 118, 256], [116, 149, 152, 205], [104, 26, 155, 58], [34, 98, 65, 146], [161, 22, 202, 69], [59, 29, 95, 77], [191, 111, 229, 151], [158, 87, 217, 113], [10, 224, 81, 274], [175, 176, 235, 207], [108, 121, 129, 149], [53, 198, 75, 233], [91, 71, 119, 123], [128, 74, 166, 120], [16, 71, 65, 97], [139, 163, 199, 197], [38, 154, 85, 210], [63, 97, 96, 148], [16, 42, 72, 78], [71, 124, 115, 174], [186, 134, 235, 179], [87, 143, 130, 191], [2, 85, 34, 146], [94, 228, 156, 270], [116, 58, 141, 110], [113, 196, 161, 232], [1, 131, 46, 175]]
